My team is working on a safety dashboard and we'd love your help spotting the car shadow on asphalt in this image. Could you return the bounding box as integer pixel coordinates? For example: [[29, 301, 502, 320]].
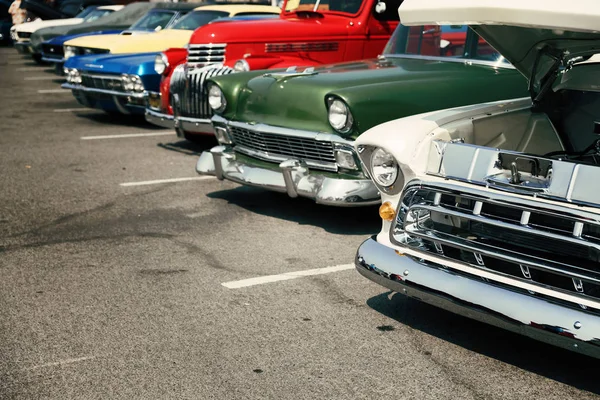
[[75, 112, 158, 128], [157, 137, 218, 156], [366, 291, 600, 394], [207, 185, 381, 235]]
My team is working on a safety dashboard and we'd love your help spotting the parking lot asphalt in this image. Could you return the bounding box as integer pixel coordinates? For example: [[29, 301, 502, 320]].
[[0, 46, 599, 399]]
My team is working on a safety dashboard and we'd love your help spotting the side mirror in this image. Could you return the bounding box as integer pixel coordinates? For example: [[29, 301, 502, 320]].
[[375, 1, 386, 14]]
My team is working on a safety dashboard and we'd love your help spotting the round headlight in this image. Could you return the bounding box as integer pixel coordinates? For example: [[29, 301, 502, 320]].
[[121, 74, 134, 91], [64, 46, 75, 60], [328, 98, 353, 133], [208, 84, 226, 113], [233, 59, 249, 72], [370, 147, 398, 187], [72, 69, 81, 84], [154, 53, 168, 75]]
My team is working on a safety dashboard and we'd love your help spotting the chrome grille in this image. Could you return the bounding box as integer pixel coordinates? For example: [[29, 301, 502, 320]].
[[393, 182, 600, 310], [171, 65, 233, 119], [229, 126, 337, 171], [187, 43, 226, 65], [17, 31, 31, 39], [81, 73, 125, 92]]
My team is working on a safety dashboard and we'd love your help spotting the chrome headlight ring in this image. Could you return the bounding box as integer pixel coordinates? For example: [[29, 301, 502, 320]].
[[357, 145, 404, 194], [207, 83, 226, 114], [233, 59, 250, 73], [154, 53, 169, 74], [327, 97, 353, 134]]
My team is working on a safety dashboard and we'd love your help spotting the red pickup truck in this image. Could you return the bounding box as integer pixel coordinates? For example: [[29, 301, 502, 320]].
[[145, 0, 403, 138]]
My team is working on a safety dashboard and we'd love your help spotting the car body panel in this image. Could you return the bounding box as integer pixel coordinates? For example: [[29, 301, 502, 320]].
[[214, 56, 527, 139]]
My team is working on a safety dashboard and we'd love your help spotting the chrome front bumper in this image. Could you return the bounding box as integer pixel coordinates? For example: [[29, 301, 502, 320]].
[[196, 145, 380, 206], [174, 115, 214, 136], [356, 236, 600, 359], [41, 56, 64, 63], [145, 108, 174, 129]]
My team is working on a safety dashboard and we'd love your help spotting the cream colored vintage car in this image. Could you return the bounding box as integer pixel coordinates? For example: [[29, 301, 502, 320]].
[[355, 0, 600, 358], [62, 4, 281, 59]]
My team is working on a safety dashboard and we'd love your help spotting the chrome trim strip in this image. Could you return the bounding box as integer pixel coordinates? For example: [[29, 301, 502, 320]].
[[403, 219, 600, 285], [355, 237, 600, 359], [41, 56, 64, 63], [61, 83, 146, 99], [214, 115, 354, 145], [408, 203, 600, 257], [145, 108, 174, 129], [401, 180, 600, 224], [382, 54, 516, 69]]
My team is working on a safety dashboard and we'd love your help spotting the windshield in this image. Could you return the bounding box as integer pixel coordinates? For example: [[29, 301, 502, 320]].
[[170, 10, 229, 30], [82, 9, 115, 23], [384, 24, 509, 65], [74, 6, 98, 19], [285, 0, 364, 14], [129, 10, 176, 31]]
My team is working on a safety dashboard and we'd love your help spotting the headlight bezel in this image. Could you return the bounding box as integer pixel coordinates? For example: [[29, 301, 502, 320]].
[[233, 59, 250, 73], [154, 53, 169, 75], [357, 145, 404, 195], [327, 97, 354, 134], [370, 147, 399, 188], [207, 83, 226, 114]]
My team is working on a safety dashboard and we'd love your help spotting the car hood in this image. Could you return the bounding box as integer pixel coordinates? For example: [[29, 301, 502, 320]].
[[64, 29, 192, 54], [44, 30, 123, 46], [217, 56, 525, 138], [65, 52, 157, 75], [399, 0, 600, 83], [190, 15, 349, 44], [15, 17, 83, 33]]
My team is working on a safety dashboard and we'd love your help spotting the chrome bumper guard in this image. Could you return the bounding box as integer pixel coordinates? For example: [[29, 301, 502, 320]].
[[196, 145, 380, 206], [174, 115, 214, 137], [145, 108, 174, 129], [356, 236, 600, 359]]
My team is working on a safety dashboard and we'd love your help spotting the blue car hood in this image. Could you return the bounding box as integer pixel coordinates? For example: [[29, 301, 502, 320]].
[[45, 30, 124, 46], [44, 28, 156, 46], [64, 52, 157, 75]]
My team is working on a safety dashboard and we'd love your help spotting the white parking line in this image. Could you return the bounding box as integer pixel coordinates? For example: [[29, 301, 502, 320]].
[[81, 131, 174, 140], [38, 89, 68, 94], [119, 176, 215, 187], [25, 76, 60, 81], [222, 264, 355, 289], [53, 108, 86, 113]]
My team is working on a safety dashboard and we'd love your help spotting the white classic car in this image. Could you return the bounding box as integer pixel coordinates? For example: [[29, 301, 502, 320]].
[[355, 0, 600, 358], [10, 5, 122, 54]]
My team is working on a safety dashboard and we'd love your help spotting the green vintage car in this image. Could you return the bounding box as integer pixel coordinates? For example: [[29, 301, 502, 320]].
[[195, 24, 529, 206]]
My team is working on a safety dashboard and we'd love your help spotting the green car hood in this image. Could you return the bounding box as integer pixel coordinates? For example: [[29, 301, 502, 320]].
[[215, 56, 528, 139]]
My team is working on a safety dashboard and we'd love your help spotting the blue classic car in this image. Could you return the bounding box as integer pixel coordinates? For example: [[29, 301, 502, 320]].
[[39, 3, 196, 73], [0, 0, 11, 44], [62, 51, 159, 114], [61, 14, 279, 116]]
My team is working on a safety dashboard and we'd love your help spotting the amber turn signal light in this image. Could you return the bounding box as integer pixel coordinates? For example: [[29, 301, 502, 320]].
[[379, 201, 396, 221]]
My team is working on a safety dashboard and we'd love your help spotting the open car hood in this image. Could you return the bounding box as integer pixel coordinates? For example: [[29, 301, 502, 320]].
[[399, 0, 600, 82]]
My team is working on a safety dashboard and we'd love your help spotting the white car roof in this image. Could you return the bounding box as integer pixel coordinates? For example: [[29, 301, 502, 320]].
[[398, 0, 600, 33]]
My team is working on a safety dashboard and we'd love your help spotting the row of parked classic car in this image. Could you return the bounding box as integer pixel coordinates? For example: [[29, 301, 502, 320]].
[[9, 0, 600, 359]]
